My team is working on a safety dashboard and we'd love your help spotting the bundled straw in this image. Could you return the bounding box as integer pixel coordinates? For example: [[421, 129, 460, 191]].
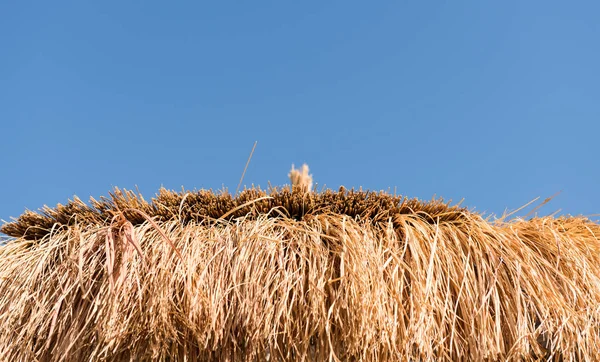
[[289, 164, 313, 193], [0, 187, 599, 361]]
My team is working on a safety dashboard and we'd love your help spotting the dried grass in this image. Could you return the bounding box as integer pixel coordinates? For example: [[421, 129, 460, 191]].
[[0, 187, 599, 361], [289, 164, 313, 193]]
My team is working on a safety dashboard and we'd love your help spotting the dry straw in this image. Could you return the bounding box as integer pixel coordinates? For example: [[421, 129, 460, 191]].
[[289, 164, 313, 194], [0, 181, 599, 360]]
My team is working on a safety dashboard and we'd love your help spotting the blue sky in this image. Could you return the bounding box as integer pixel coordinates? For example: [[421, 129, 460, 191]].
[[1, 1, 598, 228]]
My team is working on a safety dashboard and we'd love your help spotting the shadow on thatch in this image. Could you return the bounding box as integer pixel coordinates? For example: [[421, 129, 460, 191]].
[[0, 187, 599, 361]]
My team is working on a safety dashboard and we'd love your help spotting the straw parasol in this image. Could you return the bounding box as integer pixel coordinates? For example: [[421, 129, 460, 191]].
[[0, 166, 598, 361]]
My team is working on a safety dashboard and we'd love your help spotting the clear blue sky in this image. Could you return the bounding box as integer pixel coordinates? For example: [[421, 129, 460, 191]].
[[1, 1, 598, 228]]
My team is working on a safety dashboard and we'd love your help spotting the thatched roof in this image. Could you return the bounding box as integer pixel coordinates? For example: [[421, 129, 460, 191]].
[[1, 187, 464, 241], [1, 187, 599, 361]]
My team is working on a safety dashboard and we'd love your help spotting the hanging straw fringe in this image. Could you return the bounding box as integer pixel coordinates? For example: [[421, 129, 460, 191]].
[[0, 185, 599, 361]]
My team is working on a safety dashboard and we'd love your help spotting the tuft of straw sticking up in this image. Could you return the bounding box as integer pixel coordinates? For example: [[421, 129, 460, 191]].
[[289, 163, 313, 193], [0, 185, 599, 361]]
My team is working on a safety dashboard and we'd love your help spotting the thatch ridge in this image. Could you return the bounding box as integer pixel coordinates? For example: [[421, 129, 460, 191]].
[[1, 186, 599, 361], [1, 187, 466, 241]]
